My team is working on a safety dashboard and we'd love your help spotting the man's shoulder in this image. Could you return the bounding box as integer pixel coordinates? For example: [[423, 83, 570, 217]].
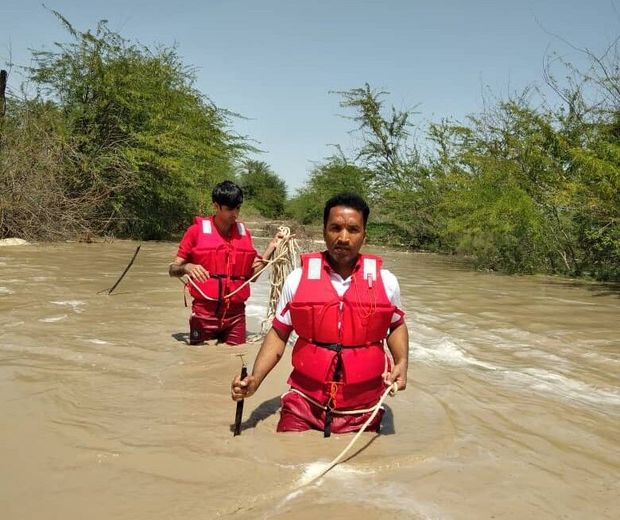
[[380, 268, 399, 286], [283, 267, 303, 289], [180, 221, 201, 239], [185, 216, 209, 232], [287, 267, 303, 281]]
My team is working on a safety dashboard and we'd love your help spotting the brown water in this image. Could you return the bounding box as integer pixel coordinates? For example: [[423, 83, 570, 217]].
[[1, 240, 618, 519]]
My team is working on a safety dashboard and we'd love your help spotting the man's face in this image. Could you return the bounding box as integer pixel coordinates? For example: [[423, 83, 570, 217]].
[[213, 203, 241, 226], [323, 205, 366, 267]]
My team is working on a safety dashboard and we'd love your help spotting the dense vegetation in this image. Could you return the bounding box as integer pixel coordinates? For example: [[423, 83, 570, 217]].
[[0, 12, 248, 240], [1, 13, 617, 280], [289, 54, 619, 281]]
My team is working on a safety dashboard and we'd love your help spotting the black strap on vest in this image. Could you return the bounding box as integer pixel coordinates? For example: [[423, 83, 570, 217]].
[[315, 341, 344, 351], [312, 340, 369, 350], [304, 340, 380, 437], [214, 277, 223, 314], [323, 343, 343, 438], [209, 273, 249, 281]]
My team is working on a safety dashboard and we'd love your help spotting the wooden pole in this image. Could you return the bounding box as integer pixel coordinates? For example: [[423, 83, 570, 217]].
[[0, 70, 7, 117], [233, 356, 248, 436], [106, 245, 141, 295]]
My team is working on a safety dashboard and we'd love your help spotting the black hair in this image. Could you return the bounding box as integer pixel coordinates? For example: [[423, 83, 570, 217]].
[[212, 180, 244, 207], [323, 192, 370, 228]]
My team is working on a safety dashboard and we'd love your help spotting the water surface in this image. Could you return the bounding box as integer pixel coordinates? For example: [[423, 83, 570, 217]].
[[0, 241, 618, 519]]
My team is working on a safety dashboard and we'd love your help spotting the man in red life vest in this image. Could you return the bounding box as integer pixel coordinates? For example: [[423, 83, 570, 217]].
[[231, 193, 409, 435], [169, 181, 284, 346]]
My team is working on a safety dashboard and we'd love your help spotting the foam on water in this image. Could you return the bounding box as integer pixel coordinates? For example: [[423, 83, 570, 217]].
[[39, 314, 68, 323], [508, 367, 620, 409], [0, 238, 29, 246], [275, 462, 443, 519], [410, 336, 497, 370], [0, 287, 14, 295], [297, 461, 330, 486], [293, 460, 375, 489], [409, 321, 619, 411], [275, 462, 377, 508], [51, 300, 86, 313], [246, 303, 268, 318]]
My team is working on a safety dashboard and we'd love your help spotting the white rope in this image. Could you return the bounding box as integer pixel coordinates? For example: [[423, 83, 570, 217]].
[[295, 382, 399, 489], [259, 226, 299, 336], [180, 275, 217, 300], [285, 388, 379, 415]]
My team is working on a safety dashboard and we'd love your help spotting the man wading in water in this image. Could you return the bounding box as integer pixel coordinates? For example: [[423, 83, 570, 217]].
[[169, 181, 284, 345], [231, 193, 408, 435]]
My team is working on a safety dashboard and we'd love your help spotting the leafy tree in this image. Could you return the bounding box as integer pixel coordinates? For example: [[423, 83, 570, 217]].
[[287, 156, 371, 224], [26, 10, 248, 239], [332, 83, 423, 192], [237, 160, 287, 218], [328, 85, 438, 247], [0, 97, 102, 240]]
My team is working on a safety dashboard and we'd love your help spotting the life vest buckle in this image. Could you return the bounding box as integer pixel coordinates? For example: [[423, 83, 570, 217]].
[[316, 342, 342, 353]]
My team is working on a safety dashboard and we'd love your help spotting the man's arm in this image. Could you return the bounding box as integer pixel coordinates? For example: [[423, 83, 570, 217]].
[[168, 226, 210, 282], [384, 322, 409, 392], [231, 327, 290, 401], [250, 230, 288, 278], [168, 256, 210, 282]]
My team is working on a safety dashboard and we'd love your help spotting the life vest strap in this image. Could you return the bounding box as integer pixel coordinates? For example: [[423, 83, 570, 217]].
[[305, 339, 381, 350], [208, 273, 250, 281], [314, 341, 342, 352], [214, 277, 223, 315]]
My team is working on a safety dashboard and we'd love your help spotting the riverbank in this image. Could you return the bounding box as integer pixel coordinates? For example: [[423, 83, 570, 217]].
[[3, 216, 619, 287]]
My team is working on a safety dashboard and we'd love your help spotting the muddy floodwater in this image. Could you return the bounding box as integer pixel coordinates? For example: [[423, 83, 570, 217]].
[[1, 240, 618, 519]]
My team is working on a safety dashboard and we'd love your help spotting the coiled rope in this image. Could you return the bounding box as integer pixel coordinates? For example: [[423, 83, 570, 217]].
[[259, 226, 299, 336]]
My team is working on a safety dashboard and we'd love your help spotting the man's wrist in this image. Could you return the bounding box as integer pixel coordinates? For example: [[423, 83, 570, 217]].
[[170, 263, 187, 277]]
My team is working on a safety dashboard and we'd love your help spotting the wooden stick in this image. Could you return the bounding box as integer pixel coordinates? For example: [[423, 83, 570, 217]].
[[233, 357, 248, 436], [0, 70, 6, 117], [107, 245, 141, 295]]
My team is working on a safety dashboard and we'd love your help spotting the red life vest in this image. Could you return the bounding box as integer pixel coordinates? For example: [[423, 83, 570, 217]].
[[287, 252, 396, 410], [187, 216, 256, 303]]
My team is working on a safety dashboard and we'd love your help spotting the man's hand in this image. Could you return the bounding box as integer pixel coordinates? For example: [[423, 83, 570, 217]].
[[231, 374, 259, 401], [230, 328, 288, 401], [383, 360, 408, 395], [263, 230, 291, 260], [183, 262, 210, 282]]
